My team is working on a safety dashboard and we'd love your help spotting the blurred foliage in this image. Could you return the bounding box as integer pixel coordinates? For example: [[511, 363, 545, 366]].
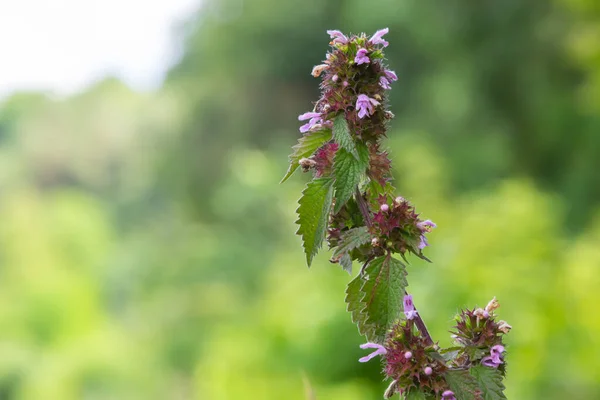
[[0, 0, 599, 399]]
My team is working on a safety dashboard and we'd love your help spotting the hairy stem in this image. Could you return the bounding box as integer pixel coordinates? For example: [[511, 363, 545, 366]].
[[355, 186, 434, 345], [409, 292, 434, 346]]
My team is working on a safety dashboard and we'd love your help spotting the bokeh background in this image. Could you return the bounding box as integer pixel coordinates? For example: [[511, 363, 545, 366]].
[[1, 0, 599, 399]]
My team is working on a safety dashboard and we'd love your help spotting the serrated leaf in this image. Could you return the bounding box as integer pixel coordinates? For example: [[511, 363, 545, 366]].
[[332, 114, 359, 160], [470, 366, 507, 400], [338, 253, 353, 274], [344, 272, 374, 339], [281, 129, 332, 183], [445, 369, 483, 400], [332, 226, 371, 273], [333, 144, 369, 213], [295, 177, 335, 266], [361, 255, 408, 342]]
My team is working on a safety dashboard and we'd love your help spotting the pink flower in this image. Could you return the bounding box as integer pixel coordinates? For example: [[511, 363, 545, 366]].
[[442, 390, 456, 400], [369, 28, 389, 47], [327, 29, 348, 44], [482, 345, 505, 368], [356, 94, 380, 119], [384, 69, 398, 82], [403, 294, 418, 320], [354, 48, 370, 65], [380, 76, 392, 90], [417, 220, 436, 249], [359, 342, 387, 362], [298, 112, 322, 133]]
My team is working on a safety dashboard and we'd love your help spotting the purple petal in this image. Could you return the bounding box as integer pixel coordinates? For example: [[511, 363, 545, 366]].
[[481, 356, 501, 368], [360, 342, 384, 350], [358, 343, 387, 363], [369, 28, 389, 47], [384, 70, 398, 81], [491, 345, 505, 356], [368, 97, 380, 107], [327, 29, 348, 44], [380, 76, 391, 90], [298, 112, 321, 121], [418, 235, 428, 249]]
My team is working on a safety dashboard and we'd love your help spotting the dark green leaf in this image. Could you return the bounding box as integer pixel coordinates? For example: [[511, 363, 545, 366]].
[[295, 177, 334, 266], [333, 144, 369, 213], [361, 255, 408, 342], [445, 369, 483, 400], [332, 114, 359, 160], [332, 226, 371, 273], [470, 366, 507, 400], [404, 389, 429, 399], [344, 271, 374, 339], [281, 129, 332, 183]]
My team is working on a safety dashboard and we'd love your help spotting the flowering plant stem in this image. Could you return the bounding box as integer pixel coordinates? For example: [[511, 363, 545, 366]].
[[284, 28, 511, 399]]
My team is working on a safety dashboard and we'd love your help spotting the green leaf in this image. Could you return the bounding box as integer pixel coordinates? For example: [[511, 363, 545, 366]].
[[295, 177, 335, 266], [361, 255, 408, 342], [404, 389, 429, 399], [445, 369, 483, 400], [332, 226, 371, 273], [470, 366, 507, 400], [332, 144, 369, 213], [332, 114, 359, 160], [344, 271, 374, 339], [281, 129, 332, 183]]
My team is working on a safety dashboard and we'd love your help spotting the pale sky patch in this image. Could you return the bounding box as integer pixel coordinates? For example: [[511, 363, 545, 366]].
[[0, 0, 199, 99]]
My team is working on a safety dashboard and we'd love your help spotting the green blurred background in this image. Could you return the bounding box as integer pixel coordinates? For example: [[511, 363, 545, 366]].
[[1, 0, 600, 398]]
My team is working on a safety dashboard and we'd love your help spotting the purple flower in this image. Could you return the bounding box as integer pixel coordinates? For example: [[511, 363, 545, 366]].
[[356, 94, 380, 119], [354, 48, 370, 65], [442, 390, 456, 400], [327, 29, 348, 44], [403, 294, 418, 320], [417, 220, 437, 232], [424, 366, 433, 376], [379, 76, 392, 90], [482, 345, 505, 368], [359, 342, 387, 362], [369, 28, 389, 47], [298, 112, 322, 133], [384, 69, 398, 82], [417, 220, 436, 250]]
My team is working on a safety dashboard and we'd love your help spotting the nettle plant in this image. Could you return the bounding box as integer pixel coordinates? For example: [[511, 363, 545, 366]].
[[282, 29, 512, 399]]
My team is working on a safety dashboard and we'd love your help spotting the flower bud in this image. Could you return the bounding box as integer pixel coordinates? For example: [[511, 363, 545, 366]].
[[343, 81, 349, 87], [371, 237, 380, 247], [485, 297, 500, 313], [311, 64, 329, 77], [404, 351, 412, 360], [424, 366, 433, 376], [380, 204, 389, 212], [498, 320, 512, 334], [332, 74, 338, 82], [474, 308, 489, 319], [394, 196, 404, 205]]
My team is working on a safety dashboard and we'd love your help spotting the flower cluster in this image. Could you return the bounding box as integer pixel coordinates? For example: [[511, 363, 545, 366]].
[[450, 297, 511, 372], [359, 295, 455, 399], [371, 196, 436, 257], [297, 28, 397, 177]]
